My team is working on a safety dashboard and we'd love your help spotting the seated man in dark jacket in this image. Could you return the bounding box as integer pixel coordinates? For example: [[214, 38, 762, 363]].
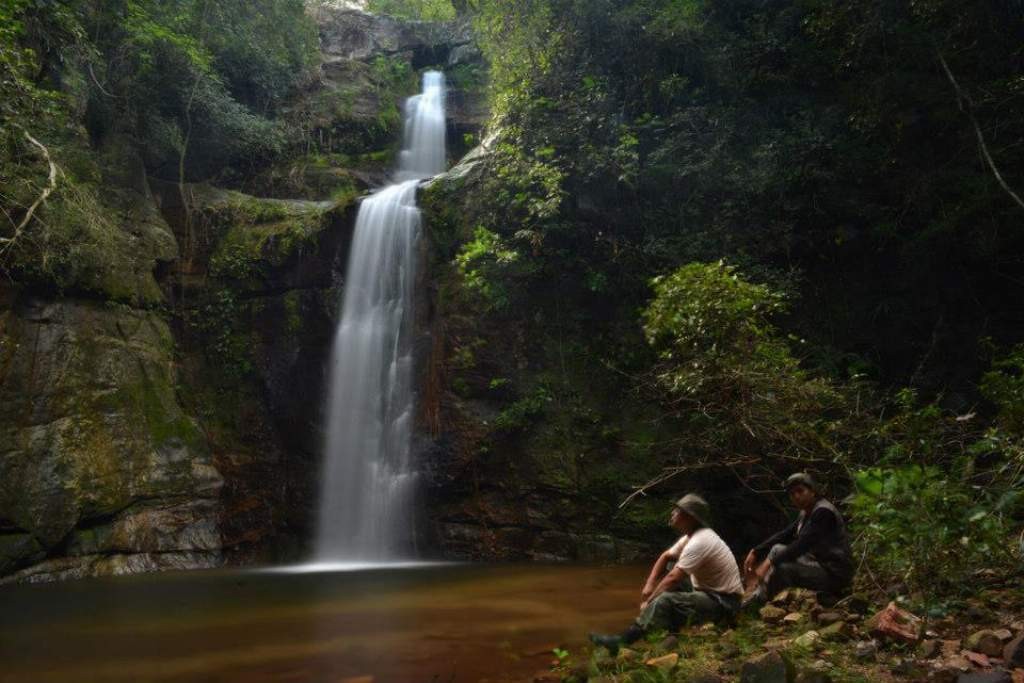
[[742, 473, 854, 606]]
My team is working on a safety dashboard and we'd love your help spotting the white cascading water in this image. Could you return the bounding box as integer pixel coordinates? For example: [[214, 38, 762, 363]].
[[314, 71, 446, 563]]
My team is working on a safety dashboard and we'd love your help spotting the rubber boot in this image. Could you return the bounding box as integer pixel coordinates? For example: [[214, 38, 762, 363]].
[[589, 624, 643, 656]]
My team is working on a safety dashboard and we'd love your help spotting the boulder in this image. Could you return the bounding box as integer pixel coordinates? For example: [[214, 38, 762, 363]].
[[740, 650, 795, 683], [866, 602, 922, 643], [968, 630, 1007, 657], [0, 299, 223, 581], [761, 605, 788, 623], [645, 653, 679, 670], [920, 639, 942, 659], [963, 651, 991, 667], [795, 673, 832, 683], [819, 621, 854, 642], [658, 635, 679, 651], [854, 640, 878, 660], [784, 612, 807, 624], [793, 631, 822, 649], [1005, 635, 1024, 668], [956, 672, 1012, 683], [816, 612, 844, 626]]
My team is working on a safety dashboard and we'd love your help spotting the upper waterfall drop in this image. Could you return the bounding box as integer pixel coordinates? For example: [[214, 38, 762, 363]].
[[396, 70, 447, 181], [314, 71, 447, 563]]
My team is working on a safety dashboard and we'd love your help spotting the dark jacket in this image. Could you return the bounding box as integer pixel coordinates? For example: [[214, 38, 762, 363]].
[[754, 498, 854, 586]]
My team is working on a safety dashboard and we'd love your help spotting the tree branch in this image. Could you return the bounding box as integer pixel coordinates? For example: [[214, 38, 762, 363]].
[[937, 50, 1024, 212], [0, 130, 59, 255], [618, 457, 759, 509]]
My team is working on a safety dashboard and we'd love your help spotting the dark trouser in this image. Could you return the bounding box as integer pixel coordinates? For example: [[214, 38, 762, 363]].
[[635, 586, 740, 634], [765, 544, 848, 598]]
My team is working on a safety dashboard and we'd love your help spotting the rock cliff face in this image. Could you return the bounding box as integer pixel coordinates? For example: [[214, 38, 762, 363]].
[[0, 8, 487, 582]]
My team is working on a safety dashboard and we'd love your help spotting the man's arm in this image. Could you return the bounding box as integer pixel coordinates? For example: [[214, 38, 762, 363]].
[[641, 550, 676, 602], [753, 517, 799, 557], [770, 507, 837, 566], [642, 563, 688, 608], [743, 517, 798, 577]]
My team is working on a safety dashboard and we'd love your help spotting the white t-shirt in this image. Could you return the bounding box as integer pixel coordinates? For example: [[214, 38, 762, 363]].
[[667, 528, 744, 595]]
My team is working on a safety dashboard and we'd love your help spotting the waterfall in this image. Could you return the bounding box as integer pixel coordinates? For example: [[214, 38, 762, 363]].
[[314, 71, 446, 562]]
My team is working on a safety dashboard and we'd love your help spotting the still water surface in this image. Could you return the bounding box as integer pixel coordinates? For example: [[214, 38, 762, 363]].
[[0, 563, 642, 683]]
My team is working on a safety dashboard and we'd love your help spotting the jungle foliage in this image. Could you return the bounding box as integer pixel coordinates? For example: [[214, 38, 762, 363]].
[[432, 0, 1024, 593], [0, 0, 318, 294]]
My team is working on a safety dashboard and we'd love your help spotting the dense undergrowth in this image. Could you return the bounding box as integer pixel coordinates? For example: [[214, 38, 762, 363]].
[[418, 0, 1024, 601]]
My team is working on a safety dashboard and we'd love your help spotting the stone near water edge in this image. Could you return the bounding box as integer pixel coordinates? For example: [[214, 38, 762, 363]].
[[739, 650, 795, 683], [968, 630, 1007, 657], [795, 672, 832, 683], [945, 641, 967, 657], [891, 657, 925, 677], [941, 654, 973, 673], [764, 638, 793, 651], [617, 647, 641, 663], [956, 671, 1012, 683], [784, 612, 806, 624], [793, 630, 821, 649], [645, 653, 679, 670], [854, 640, 878, 660], [761, 605, 788, 623], [1004, 635, 1024, 668], [816, 612, 844, 626], [720, 642, 742, 658], [771, 589, 792, 605], [867, 601, 922, 643], [963, 650, 991, 667], [658, 634, 679, 652], [689, 675, 726, 683], [809, 659, 831, 673], [994, 630, 1013, 642], [933, 669, 962, 683], [819, 620, 854, 642]]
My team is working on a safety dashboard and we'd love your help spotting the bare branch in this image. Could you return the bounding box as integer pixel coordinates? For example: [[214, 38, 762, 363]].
[[0, 130, 60, 255], [618, 457, 759, 509], [937, 50, 1024, 213]]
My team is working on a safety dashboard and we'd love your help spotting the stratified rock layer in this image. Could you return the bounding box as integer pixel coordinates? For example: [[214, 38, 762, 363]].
[[0, 298, 222, 581]]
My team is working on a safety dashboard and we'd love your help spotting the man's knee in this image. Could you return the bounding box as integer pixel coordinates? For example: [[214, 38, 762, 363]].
[[766, 544, 788, 564]]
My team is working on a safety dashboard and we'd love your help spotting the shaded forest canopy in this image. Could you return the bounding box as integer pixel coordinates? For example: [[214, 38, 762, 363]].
[[1, 0, 1023, 596]]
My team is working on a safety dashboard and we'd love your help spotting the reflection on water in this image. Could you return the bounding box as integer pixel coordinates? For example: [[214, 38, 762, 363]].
[[0, 564, 642, 683]]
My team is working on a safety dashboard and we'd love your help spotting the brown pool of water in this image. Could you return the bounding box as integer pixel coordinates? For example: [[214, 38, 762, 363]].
[[0, 563, 645, 683]]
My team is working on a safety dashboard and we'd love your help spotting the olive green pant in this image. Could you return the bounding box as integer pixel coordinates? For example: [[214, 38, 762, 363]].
[[635, 588, 737, 633]]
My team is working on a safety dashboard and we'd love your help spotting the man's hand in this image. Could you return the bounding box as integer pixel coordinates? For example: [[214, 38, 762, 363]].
[[743, 549, 756, 576], [640, 583, 655, 602], [755, 559, 772, 581]]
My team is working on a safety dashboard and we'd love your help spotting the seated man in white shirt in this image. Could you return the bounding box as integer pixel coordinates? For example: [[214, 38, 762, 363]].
[[590, 494, 744, 653]]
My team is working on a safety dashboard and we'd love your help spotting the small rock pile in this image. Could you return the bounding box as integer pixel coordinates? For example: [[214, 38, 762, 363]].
[[561, 587, 1024, 683]]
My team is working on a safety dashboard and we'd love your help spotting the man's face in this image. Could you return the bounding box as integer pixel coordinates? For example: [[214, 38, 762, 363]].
[[670, 507, 697, 533], [787, 483, 815, 509]]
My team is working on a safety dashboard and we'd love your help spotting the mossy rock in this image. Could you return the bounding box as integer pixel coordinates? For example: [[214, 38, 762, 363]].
[[171, 185, 352, 293], [0, 298, 221, 573], [3, 134, 177, 305]]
